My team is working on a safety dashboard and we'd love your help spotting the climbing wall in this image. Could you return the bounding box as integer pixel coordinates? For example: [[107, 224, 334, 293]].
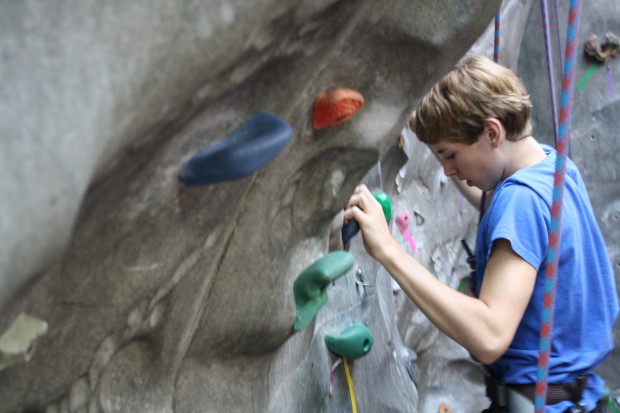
[[0, 1, 502, 412], [5, 0, 617, 412]]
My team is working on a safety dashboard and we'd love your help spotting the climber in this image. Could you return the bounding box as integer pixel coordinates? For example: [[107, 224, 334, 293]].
[[343, 55, 619, 412]]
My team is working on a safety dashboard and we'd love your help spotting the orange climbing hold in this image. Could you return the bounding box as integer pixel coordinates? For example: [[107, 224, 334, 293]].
[[438, 402, 451, 413], [312, 88, 364, 129]]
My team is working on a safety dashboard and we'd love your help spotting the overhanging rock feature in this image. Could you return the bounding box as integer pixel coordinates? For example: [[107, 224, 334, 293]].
[[0, 1, 507, 412]]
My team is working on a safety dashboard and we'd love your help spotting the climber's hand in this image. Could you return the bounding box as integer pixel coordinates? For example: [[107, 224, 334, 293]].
[[344, 185, 396, 261]]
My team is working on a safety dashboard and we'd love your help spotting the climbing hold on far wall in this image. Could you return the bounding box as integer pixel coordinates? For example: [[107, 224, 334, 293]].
[[438, 402, 451, 413], [293, 251, 355, 332], [312, 88, 364, 129], [324, 322, 374, 359], [584, 32, 620, 63], [178, 111, 293, 186]]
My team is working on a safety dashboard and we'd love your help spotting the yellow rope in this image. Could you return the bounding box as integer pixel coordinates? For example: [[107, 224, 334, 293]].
[[343, 358, 357, 413]]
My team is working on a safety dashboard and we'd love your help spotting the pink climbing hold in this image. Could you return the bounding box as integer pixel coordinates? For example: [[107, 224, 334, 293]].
[[396, 212, 410, 230], [396, 212, 418, 253], [312, 88, 364, 129]]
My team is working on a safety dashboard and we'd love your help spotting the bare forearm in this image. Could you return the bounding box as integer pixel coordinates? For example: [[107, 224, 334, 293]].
[[376, 241, 508, 364]]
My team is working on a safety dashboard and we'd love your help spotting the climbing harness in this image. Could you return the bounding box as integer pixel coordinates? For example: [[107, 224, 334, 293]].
[[534, 0, 583, 411], [484, 373, 588, 412]]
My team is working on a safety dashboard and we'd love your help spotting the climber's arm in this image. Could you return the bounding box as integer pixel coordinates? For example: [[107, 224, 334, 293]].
[[344, 185, 535, 364], [378, 237, 535, 364]]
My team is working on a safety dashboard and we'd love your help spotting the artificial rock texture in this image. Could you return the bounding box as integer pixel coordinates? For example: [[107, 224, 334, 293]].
[[1, 0, 618, 412], [0, 1, 500, 412]]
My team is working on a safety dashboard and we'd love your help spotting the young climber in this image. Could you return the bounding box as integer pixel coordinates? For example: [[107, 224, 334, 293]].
[[343, 55, 619, 412]]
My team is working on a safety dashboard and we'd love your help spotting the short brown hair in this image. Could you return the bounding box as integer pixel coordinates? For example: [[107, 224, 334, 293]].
[[410, 55, 532, 145]]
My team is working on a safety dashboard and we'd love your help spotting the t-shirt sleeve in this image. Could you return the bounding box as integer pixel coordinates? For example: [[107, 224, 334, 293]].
[[485, 183, 549, 270]]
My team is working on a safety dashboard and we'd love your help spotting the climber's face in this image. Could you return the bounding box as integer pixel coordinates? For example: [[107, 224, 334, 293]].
[[430, 127, 503, 192]]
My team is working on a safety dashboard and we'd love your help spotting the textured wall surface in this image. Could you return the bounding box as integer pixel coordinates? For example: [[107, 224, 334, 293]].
[[0, 1, 501, 412], [1, 0, 618, 412]]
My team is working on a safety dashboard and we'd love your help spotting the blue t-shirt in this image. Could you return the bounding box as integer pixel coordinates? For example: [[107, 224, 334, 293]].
[[474, 144, 618, 412]]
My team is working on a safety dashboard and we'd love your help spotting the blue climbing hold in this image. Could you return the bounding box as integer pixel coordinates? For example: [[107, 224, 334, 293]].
[[341, 220, 360, 245], [178, 111, 293, 186]]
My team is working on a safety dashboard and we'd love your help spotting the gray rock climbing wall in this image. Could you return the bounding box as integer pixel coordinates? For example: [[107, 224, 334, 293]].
[[517, 0, 620, 393], [3, 0, 617, 412], [0, 1, 502, 412]]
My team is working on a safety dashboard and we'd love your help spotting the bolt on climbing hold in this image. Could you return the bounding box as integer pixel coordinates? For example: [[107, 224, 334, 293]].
[[178, 111, 292, 186], [342, 192, 392, 248], [324, 322, 374, 360], [413, 210, 425, 226], [354, 267, 371, 287], [293, 251, 355, 332], [312, 88, 364, 130]]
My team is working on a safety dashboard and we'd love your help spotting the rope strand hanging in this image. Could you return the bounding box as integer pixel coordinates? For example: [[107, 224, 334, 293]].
[[534, 0, 583, 411], [540, 0, 561, 147], [494, 9, 501, 63]]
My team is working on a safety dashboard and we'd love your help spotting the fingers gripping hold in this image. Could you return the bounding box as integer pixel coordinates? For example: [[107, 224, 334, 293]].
[[342, 187, 392, 248]]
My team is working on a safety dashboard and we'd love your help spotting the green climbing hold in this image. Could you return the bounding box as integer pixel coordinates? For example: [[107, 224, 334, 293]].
[[293, 251, 355, 332], [373, 192, 392, 221], [324, 322, 374, 359]]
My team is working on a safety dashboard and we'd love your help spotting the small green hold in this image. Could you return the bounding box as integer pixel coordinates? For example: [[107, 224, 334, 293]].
[[324, 322, 374, 359], [373, 192, 392, 221], [293, 251, 355, 332]]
